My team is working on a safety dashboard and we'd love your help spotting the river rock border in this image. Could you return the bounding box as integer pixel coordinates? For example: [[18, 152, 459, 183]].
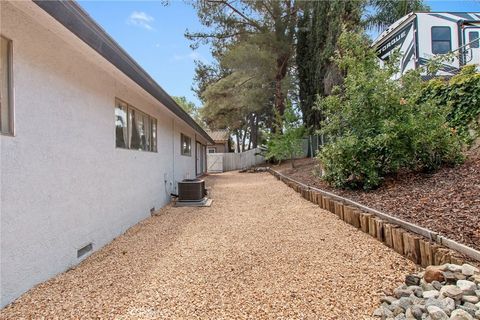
[[374, 264, 480, 319]]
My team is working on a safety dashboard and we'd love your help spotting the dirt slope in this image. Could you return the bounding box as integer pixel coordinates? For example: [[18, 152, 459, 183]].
[[273, 156, 480, 251]]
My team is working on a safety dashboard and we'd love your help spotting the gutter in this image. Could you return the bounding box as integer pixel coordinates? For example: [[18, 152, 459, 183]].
[[33, 0, 214, 145]]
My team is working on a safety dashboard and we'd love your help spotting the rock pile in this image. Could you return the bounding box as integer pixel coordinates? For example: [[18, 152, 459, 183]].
[[373, 263, 480, 320]]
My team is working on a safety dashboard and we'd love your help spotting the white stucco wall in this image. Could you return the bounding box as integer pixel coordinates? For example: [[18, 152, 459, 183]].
[[0, 1, 204, 307]]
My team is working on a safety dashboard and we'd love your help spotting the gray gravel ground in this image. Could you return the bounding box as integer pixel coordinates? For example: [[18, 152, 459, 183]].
[[1, 172, 417, 319]]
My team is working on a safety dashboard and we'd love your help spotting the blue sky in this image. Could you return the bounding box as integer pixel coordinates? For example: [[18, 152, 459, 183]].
[[78, 0, 480, 107]]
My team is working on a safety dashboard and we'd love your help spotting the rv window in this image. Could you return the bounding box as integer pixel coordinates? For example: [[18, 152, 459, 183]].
[[0, 36, 13, 135], [469, 31, 479, 49], [431, 26, 451, 54], [181, 133, 192, 156]]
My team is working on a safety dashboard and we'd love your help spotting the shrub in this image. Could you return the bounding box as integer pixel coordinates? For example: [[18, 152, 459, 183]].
[[316, 31, 463, 190], [265, 104, 305, 168]]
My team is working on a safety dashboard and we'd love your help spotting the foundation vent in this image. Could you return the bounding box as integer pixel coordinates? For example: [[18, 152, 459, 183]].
[[77, 243, 93, 258]]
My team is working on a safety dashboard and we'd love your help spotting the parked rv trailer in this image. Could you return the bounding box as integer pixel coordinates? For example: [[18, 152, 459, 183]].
[[373, 12, 480, 78]]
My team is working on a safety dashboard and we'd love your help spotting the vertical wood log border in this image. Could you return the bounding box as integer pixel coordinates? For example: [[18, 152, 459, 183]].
[[267, 168, 480, 265]]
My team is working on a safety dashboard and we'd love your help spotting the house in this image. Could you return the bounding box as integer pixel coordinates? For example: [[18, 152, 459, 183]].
[[206, 130, 232, 153], [372, 12, 480, 78], [0, 0, 213, 307]]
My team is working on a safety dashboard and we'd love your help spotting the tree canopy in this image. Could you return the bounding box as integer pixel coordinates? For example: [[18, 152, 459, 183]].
[[296, 0, 364, 131], [365, 0, 429, 32], [184, 0, 429, 151], [187, 0, 301, 141]]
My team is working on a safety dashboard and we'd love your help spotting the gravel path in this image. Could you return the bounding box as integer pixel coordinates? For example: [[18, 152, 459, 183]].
[[274, 157, 480, 251], [1, 172, 416, 319]]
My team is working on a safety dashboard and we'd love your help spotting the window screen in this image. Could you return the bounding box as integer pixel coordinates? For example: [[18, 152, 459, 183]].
[[469, 31, 479, 49], [1, 36, 12, 135], [431, 27, 451, 54]]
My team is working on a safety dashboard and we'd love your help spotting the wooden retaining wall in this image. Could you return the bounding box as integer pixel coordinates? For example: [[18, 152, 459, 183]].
[[269, 168, 480, 267]]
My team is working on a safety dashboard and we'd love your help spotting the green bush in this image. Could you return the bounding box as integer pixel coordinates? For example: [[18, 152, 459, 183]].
[[315, 31, 463, 190], [419, 66, 480, 145], [265, 104, 305, 168]]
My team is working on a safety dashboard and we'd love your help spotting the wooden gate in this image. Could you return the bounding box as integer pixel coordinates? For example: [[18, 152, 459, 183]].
[[207, 153, 224, 173], [207, 148, 265, 173]]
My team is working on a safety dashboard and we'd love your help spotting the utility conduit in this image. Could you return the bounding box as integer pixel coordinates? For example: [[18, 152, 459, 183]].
[[268, 168, 480, 263]]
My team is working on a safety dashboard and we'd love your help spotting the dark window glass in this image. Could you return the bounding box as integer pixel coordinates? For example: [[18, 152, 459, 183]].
[[129, 108, 141, 150], [469, 31, 479, 49], [136, 111, 149, 151], [115, 100, 128, 148], [431, 26, 451, 54], [115, 99, 157, 152], [181, 133, 191, 156], [1, 36, 12, 135]]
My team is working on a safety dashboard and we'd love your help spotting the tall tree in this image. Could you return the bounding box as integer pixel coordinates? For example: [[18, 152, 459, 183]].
[[199, 39, 275, 150], [172, 96, 197, 116], [172, 96, 205, 128], [365, 0, 429, 32], [192, 60, 228, 103], [187, 0, 300, 123], [296, 0, 364, 130]]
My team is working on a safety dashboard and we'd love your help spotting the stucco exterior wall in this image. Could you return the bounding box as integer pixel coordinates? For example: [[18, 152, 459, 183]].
[[0, 2, 201, 307]]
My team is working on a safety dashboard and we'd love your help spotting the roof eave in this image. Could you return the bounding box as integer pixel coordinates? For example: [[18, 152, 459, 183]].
[[372, 13, 416, 47]]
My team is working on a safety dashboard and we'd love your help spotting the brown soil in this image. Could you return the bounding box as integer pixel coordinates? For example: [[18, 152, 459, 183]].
[[1, 172, 416, 319], [273, 156, 480, 251]]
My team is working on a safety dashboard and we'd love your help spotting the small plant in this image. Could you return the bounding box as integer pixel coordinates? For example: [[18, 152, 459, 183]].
[[266, 104, 306, 168], [315, 31, 463, 190]]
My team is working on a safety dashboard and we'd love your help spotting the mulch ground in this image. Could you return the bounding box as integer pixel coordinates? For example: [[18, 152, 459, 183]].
[[1, 172, 416, 319], [273, 156, 480, 251]]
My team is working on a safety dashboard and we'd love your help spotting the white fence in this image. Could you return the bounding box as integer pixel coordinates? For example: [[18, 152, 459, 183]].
[[207, 148, 265, 173]]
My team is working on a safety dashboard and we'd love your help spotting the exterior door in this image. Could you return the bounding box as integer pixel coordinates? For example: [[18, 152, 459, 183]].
[[463, 26, 480, 66], [196, 142, 205, 176]]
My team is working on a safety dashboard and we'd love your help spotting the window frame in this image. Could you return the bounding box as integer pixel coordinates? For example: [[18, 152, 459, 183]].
[[150, 117, 157, 152], [115, 99, 128, 148], [469, 31, 479, 49], [207, 147, 217, 154], [431, 26, 452, 54], [114, 98, 157, 153], [180, 133, 192, 156], [1, 35, 14, 136]]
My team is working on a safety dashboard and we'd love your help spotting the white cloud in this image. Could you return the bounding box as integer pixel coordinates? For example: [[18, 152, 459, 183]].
[[127, 11, 155, 30], [172, 51, 206, 62]]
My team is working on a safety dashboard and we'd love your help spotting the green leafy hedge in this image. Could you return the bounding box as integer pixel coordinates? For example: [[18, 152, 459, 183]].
[[420, 66, 480, 145]]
